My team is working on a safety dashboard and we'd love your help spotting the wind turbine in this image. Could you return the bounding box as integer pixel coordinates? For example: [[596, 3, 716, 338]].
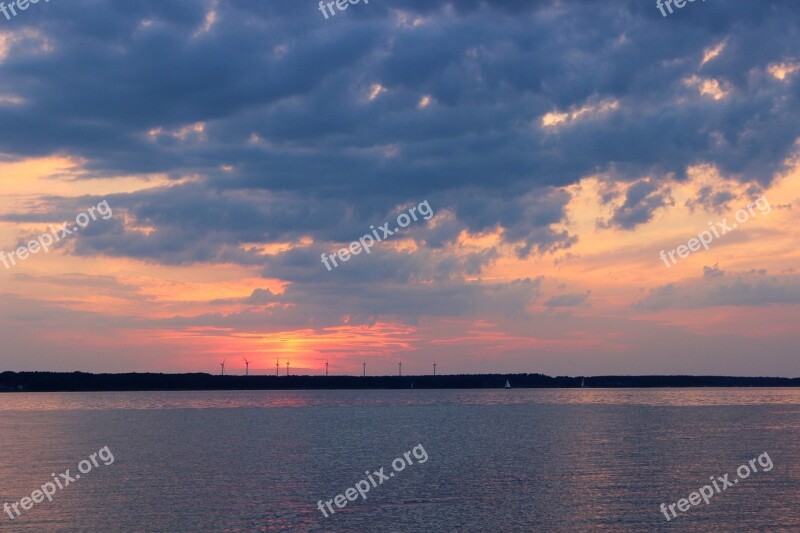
[[220, 358, 225, 376], [243, 357, 250, 376], [325, 359, 328, 377], [275, 356, 279, 377]]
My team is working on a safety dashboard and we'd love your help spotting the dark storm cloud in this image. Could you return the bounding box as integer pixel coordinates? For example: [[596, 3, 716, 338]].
[[1, 0, 799, 268]]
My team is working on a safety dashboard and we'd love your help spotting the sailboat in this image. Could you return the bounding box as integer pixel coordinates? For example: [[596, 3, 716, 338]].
[[581, 377, 585, 388], [505, 379, 511, 389]]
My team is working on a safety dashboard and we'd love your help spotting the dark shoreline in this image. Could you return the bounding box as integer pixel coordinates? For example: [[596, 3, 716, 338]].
[[2, 371, 800, 392]]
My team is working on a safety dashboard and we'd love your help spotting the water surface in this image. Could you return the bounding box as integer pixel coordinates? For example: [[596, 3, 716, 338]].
[[1, 389, 797, 531]]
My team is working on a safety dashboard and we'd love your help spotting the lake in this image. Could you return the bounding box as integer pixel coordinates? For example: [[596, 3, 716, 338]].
[[1, 389, 798, 531]]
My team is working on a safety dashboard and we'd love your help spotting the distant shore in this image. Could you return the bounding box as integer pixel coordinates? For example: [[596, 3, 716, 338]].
[[1, 371, 799, 392]]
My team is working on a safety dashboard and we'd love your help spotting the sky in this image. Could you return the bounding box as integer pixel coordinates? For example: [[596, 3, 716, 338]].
[[0, 0, 799, 377]]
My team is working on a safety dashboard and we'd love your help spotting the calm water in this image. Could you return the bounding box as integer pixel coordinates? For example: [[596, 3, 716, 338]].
[[1, 389, 799, 532]]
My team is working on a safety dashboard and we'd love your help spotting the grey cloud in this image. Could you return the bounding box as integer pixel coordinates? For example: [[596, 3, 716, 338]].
[[703, 263, 725, 279], [636, 273, 800, 310], [603, 179, 674, 230], [685, 186, 736, 214], [0, 0, 798, 307], [545, 291, 591, 308]]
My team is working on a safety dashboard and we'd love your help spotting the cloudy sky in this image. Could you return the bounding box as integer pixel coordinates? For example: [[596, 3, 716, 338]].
[[1, 0, 799, 376]]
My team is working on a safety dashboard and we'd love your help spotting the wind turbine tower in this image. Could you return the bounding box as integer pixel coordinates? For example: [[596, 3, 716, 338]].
[[243, 357, 250, 376], [220, 359, 225, 376]]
